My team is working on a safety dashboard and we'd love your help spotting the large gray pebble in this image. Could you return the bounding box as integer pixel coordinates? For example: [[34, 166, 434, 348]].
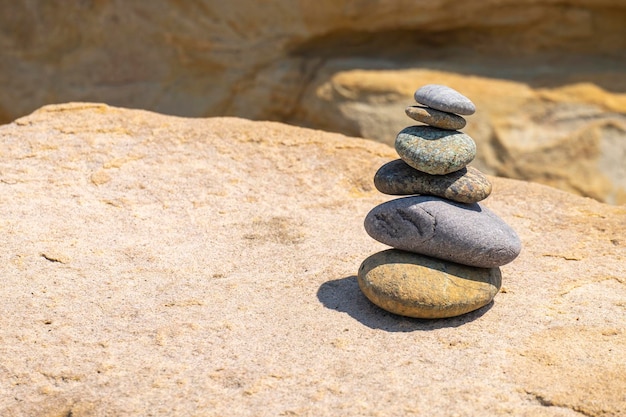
[[364, 196, 521, 267], [414, 84, 476, 115]]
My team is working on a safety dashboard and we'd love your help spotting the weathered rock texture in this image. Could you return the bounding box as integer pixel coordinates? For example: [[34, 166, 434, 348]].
[[299, 69, 626, 205], [0, 103, 624, 416], [1, 1, 625, 204]]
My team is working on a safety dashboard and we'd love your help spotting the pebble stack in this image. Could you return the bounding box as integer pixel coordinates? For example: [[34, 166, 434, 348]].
[[358, 84, 521, 319]]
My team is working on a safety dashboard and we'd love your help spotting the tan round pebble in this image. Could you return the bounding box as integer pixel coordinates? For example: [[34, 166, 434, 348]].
[[358, 249, 502, 319], [405, 105, 466, 130]]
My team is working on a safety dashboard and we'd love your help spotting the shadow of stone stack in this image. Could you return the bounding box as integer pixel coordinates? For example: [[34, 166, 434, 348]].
[[358, 85, 522, 319]]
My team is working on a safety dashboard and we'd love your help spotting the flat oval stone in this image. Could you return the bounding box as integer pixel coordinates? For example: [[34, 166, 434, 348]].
[[364, 196, 521, 268], [414, 84, 476, 115], [395, 126, 476, 175], [374, 160, 492, 203], [358, 249, 501, 319], [405, 105, 466, 130]]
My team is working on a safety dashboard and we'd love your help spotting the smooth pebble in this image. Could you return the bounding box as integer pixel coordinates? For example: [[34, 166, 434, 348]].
[[358, 249, 501, 319], [414, 84, 476, 115], [395, 126, 476, 175], [374, 160, 492, 203], [364, 196, 521, 268], [405, 105, 466, 130]]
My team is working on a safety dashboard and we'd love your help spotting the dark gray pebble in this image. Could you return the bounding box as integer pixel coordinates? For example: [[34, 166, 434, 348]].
[[405, 105, 466, 130], [374, 160, 492, 203]]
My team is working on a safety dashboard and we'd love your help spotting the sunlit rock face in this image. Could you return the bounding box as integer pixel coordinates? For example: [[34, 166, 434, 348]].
[[1, 0, 625, 202]]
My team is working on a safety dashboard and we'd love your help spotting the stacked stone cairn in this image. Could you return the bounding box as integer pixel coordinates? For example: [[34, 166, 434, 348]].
[[358, 84, 521, 319]]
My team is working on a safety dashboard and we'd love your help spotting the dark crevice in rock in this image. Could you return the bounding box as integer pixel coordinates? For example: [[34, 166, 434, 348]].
[[397, 206, 435, 240], [526, 391, 593, 417], [374, 212, 401, 239], [280, 57, 327, 123], [40, 253, 65, 263]]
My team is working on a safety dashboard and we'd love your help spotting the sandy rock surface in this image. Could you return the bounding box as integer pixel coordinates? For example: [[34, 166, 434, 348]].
[[0, 103, 624, 416]]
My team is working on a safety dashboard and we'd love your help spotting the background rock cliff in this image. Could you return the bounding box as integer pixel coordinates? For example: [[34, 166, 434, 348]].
[[1, 1, 625, 203]]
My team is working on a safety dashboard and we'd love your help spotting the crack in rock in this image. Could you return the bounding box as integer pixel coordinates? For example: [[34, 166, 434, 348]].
[[396, 206, 436, 240], [40, 253, 68, 264], [526, 391, 595, 417]]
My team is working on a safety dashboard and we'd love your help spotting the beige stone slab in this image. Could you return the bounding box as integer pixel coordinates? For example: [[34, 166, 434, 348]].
[[0, 103, 624, 417]]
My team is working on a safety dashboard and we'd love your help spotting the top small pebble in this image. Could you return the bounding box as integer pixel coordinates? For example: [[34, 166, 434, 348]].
[[414, 84, 476, 116]]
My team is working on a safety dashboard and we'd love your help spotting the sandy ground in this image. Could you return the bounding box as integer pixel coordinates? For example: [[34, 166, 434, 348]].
[[0, 103, 624, 416]]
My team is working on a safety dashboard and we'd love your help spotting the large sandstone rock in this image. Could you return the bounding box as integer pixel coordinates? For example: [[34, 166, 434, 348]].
[[2, 0, 624, 124], [1, 1, 626, 204], [0, 103, 624, 416], [296, 68, 626, 205]]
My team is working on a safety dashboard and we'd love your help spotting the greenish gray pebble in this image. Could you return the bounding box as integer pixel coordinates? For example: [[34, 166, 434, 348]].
[[395, 126, 476, 175], [405, 105, 466, 130], [374, 160, 492, 203]]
